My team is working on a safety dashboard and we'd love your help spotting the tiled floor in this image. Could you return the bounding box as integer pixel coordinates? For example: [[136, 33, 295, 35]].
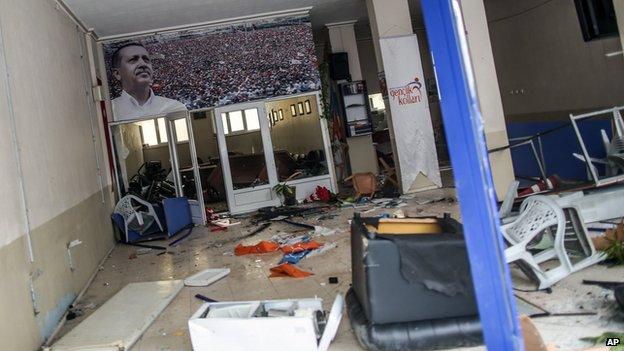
[[53, 188, 623, 351]]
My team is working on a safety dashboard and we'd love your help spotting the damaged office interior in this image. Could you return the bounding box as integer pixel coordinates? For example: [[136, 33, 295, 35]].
[[0, 0, 623, 350]]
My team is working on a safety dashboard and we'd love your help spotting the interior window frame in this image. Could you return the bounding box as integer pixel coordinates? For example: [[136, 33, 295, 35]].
[[138, 117, 190, 148]]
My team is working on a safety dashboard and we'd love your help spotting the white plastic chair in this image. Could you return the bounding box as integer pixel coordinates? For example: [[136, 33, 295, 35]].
[[498, 180, 519, 224], [573, 129, 624, 180], [114, 195, 163, 240], [502, 195, 606, 289]]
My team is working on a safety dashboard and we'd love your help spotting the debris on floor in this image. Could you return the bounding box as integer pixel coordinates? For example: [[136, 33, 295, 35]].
[[592, 220, 624, 264], [305, 185, 336, 203], [280, 240, 323, 254], [184, 268, 230, 287], [45, 280, 183, 351], [234, 241, 280, 255], [269, 263, 313, 278], [52, 187, 624, 351], [305, 242, 338, 259], [211, 218, 241, 228], [188, 295, 344, 351]]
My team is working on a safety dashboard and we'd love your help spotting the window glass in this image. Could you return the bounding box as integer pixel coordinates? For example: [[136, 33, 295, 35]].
[[229, 111, 245, 132], [157, 118, 168, 143], [245, 108, 260, 130], [174, 119, 189, 142], [221, 113, 229, 135], [267, 95, 328, 181], [137, 120, 158, 146]]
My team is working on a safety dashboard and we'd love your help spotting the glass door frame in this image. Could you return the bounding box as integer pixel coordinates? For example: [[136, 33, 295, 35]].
[[167, 111, 207, 225], [214, 101, 280, 214], [108, 110, 207, 225]]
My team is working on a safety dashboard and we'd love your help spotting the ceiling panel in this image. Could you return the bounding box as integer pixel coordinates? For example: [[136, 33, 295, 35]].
[[62, 0, 372, 39]]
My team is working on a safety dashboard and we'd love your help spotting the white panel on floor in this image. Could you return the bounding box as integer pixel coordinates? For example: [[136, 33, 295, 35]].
[[184, 268, 230, 287], [45, 280, 183, 351]]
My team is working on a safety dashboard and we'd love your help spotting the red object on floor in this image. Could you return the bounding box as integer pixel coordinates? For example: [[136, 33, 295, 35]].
[[280, 241, 323, 254], [205, 208, 219, 221], [210, 226, 226, 232], [234, 241, 280, 256], [306, 186, 332, 203], [269, 263, 313, 278], [518, 175, 560, 197]]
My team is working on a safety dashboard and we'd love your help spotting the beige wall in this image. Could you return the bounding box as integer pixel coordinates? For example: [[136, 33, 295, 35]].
[[461, 0, 515, 200], [266, 95, 324, 155], [357, 39, 381, 95], [191, 111, 219, 162], [143, 142, 193, 170], [485, 0, 624, 121], [0, 0, 115, 349], [225, 131, 264, 155], [0, 15, 24, 248]]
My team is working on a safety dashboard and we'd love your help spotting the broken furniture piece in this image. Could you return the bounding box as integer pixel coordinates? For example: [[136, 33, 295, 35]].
[[347, 213, 482, 350], [163, 197, 193, 237], [553, 183, 624, 224], [344, 172, 377, 199], [188, 295, 343, 351], [570, 106, 624, 186], [502, 195, 606, 290], [44, 280, 183, 351], [508, 136, 549, 185], [112, 194, 165, 243], [378, 157, 400, 189], [499, 180, 520, 223], [583, 280, 624, 311]]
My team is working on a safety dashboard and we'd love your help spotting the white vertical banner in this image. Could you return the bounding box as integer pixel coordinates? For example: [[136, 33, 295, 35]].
[[380, 34, 441, 191]]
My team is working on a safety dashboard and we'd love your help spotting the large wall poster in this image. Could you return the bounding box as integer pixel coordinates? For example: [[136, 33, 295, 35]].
[[103, 15, 321, 122]]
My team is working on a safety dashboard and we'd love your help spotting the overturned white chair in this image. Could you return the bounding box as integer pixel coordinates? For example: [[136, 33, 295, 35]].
[[502, 195, 606, 290], [498, 180, 520, 224], [113, 195, 164, 242]]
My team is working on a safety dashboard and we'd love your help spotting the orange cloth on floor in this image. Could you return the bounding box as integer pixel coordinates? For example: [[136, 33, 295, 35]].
[[235, 240, 280, 256], [280, 241, 323, 254], [269, 263, 313, 278]]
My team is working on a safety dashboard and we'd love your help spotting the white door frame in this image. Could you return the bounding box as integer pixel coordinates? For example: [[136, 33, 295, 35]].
[[263, 92, 338, 194], [214, 101, 280, 214], [166, 111, 207, 225]]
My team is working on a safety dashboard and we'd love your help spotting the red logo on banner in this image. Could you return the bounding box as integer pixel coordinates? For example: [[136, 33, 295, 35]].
[[389, 77, 423, 105]]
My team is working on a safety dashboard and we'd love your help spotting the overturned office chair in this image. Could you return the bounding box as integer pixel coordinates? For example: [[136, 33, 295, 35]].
[[113, 195, 164, 243], [502, 195, 606, 289]]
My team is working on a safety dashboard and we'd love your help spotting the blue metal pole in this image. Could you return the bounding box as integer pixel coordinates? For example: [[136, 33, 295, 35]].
[[420, 1, 523, 349]]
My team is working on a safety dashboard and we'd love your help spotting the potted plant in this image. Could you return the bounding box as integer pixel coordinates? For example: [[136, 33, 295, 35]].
[[273, 182, 297, 206]]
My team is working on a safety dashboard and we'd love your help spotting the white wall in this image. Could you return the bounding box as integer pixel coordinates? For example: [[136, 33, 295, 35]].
[[0, 22, 25, 248], [1, 0, 105, 230], [485, 0, 624, 120], [0, 1, 114, 349]]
